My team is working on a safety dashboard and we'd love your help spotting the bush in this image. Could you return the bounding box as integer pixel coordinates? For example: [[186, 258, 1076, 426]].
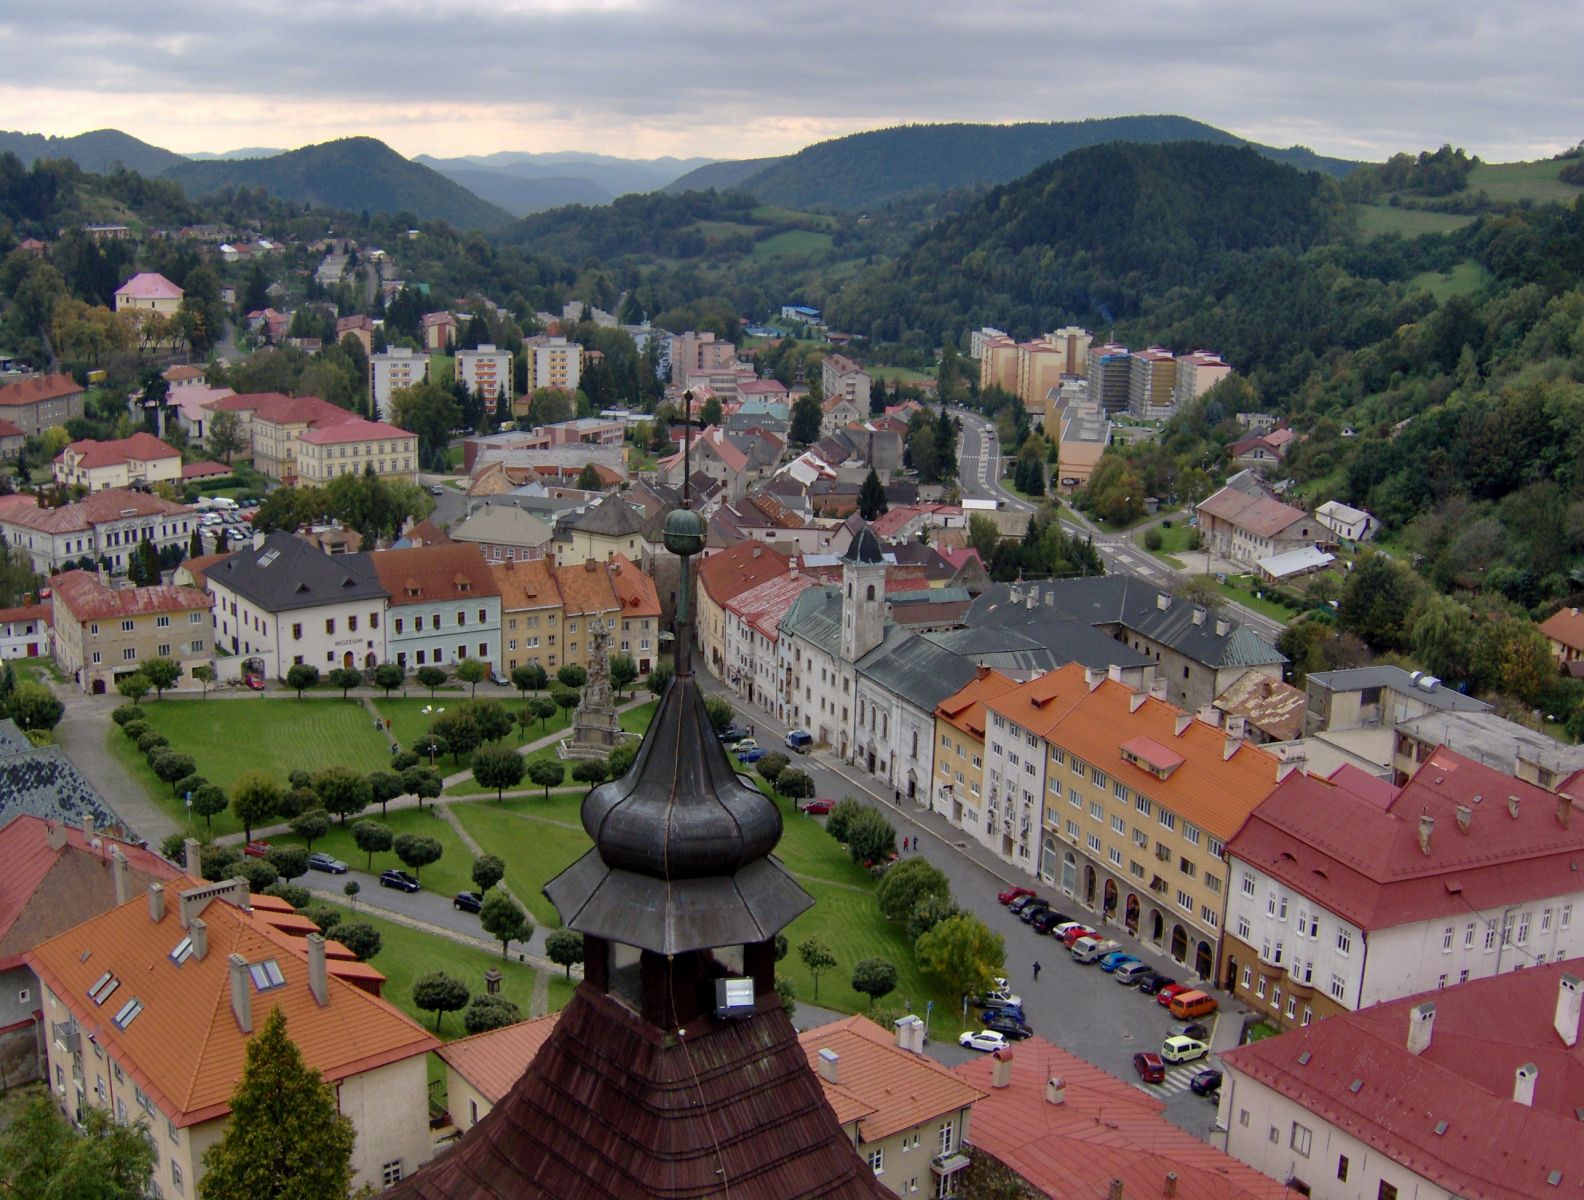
[[463, 994, 522, 1034], [774, 769, 815, 799], [846, 808, 897, 866], [1143, 526, 1164, 551], [1186, 528, 1202, 551], [607, 740, 638, 777], [755, 752, 790, 783], [121, 719, 149, 742], [300, 903, 342, 934], [825, 797, 865, 843], [876, 858, 951, 921], [262, 881, 311, 910], [111, 705, 145, 726], [137, 731, 169, 755]]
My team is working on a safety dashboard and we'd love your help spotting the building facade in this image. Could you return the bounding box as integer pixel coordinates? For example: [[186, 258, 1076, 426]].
[[54, 433, 182, 492], [369, 544, 502, 672], [51, 571, 212, 694], [370, 348, 429, 421], [0, 373, 87, 437], [455, 345, 513, 413], [0, 490, 197, 577], [296, 418, 419, 485], [526, 336, 582, 394]]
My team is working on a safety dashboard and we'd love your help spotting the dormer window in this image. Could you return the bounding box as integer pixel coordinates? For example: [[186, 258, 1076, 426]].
[[248, 960, 286, 991]]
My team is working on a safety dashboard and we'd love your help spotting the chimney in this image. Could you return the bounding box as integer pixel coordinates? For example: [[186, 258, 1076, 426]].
[[1456, 805, 1473, 834], [1226, 715, 1247, 740], [1044, 1075, 1066, 1105], [183, 837, 202, 875], [147, 882, 165, 923], [1129, 691, 1147, 713], [1107, 1180, 1124, 1200], [1164, 1173, 1178, 1198], [1559, 794, 1574, 829], [189, 917, 208, 962], [1108, 663, 1125, 683], [112, 847, 131, 905], [228, 954, 253, 1033], [307, 933, 329, 1006], [1173, 713, 1192, 737], [1407, 1001, 1435, 1055], [1223, 735, 1240, 761], [1215, 618, 1229, 637], [1084, 667, 1104, 690], [990, 1047, 1013, 1089], [1508, 795, 1521, 820], [1417, 814, 1435, 856], [1149, 678, 1167, 701], [82, 815, 95, 843], [1156, 592, 1170, 611], [1555, 974, 1582, 1048], [1010, 583, 1023, 604], [1513, 1062, 1537, 1107], [1197, 705, 1221, 728], [817, 1047, 839, 1084], [46, 822, 66, 852], [1191, 606, 1206, 626]]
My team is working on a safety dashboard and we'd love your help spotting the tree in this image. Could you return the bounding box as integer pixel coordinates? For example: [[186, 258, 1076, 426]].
[[907, 892, 961, 940], [430, 708, 483, 763], [512, 662, 547, 696], [334, 920, 381, 961], [851, 957, 899, 1009], [551, 684, 580, 718], [417, 665, 447, 697], [234, 858, 278, 893], [111, 702, 144, 727], [190, 783, 229, 832], [699, 394, 724, 427], [528, 758, 566, 797], [411, 972, 471, 1032], [374, 662, 404, 696], [367, 769, 406, 815], [858, 468, 888, 520], [463, 994, 523, 1034], [8, 681, 62, 731], [313, 765, 371, 824], [326, 666, 362, 699], [546, 929, 584, 979], [1338, 552, 1424, 651], [266, 845, 309, 882], [530, 694, 558, 730], [576, 462, 601, 491], [150, 749, 197, 798], [480, 890, 531, 958], [394, 832, 443, 880], [876, 858, 951, 921], [456, 657, 487, 697], [192, 664, 215, 698], [467, 698, 514, 743], [966, 512, 1001, 568], [798, 936, 837, 1001], [825, 797, 865, 842], [285, 663, 320, 698], [351, 819, 393, 869], [264, 881, 311, 909], [207, 409, 245, 464], [389, 380, 461, 465], [704, 696, 734, 732], [473, 744, 527, 800], [608, 740, 638, 776], [647, 661, 674, 697], [288, 808, 331, 852], [402, 765, 443, 808], [471, 854, 505, 893], [790, 392, 821, 444], [775, 768, 815, 799], [557, 664, 587, 690], [572, 758, 609, 785], [846, 807, 897, 864], [230, 771, 282, 842], [0, 1093, 155, 1200], [608, 653, 638, 697], [916, 914, 1005, 1002], [143, 657, 181, 699]]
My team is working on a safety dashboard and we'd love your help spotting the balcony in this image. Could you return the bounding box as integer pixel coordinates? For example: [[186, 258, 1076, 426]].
[[51, 1019, 80, 1056], [931, 1152, 970, 1178]]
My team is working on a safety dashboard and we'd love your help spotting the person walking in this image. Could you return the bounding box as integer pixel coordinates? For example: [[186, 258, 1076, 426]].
[[1032, 961, 1042, 981]]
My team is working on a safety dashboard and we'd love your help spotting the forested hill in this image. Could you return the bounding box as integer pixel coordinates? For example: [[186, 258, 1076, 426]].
[[0, 128, 186, 178], [666, 116, 1358, 210], [825, 141, 1347, 345], [163, 138, 514, 231]]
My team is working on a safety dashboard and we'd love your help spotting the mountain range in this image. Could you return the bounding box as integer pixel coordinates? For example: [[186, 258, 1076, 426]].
[[412, 152, 712, 217], [0, 128, 187, 178]]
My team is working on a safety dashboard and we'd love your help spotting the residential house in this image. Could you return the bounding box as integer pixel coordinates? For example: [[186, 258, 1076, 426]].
[[51, 570, 211, 695], [556, 496, 648, 566], [204, 531, 388, 677], [28, 877, 438, 1197], [1015, 334, 1085, 419], [932, 667, 1021, 832], [1314, 499, 1376, 543], [437, 1013, 561, 1135], [1173, 350, 1232, 406], [1539, 606, 1584, 668], [1213, 669, 1308, 743], [0, 815, 181, 1086], [335, 314, 375, 354], [421, 312, 457, 352], [0, 416, 23, 460], [524, 335, 582, 395], [956, 1038, 1291, 1200], [455, 344, 513, 413], [821, 354, 871, 409], [1223, 749, 1584, 1032], [983, 662, 1283, 978], [492, 558, 563, 675], [170, 384, 236, 444], [607, 555, 660, 676], [54, 433, 181, 493], [657, 426, 751, 500], [450, 505, 554, 563], [112, 272, 182, 314], [1196, 483, 1317, 569], [977, 334, 1019, 393], [1230, 426, 1296, 472], [551, 557, 625, 674], [368, 543, 502, 673], [669, 330, 738, 387], [696, 540, 793, 681], [205, 392, 360, 480], [820, 394, 866, 437], [0, 372, 86, 437], [0, 489, 197, 577], [854, 622, 980, 805], [295, 417, 419, 485], [0, 602, 50, 659], [370, 348, 429, 421], [1219, 961, 1584, 1200], [723, 572, 820, 717]]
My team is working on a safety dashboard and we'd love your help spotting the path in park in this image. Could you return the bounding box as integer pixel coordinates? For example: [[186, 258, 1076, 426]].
[[53, 689, 181, 845]]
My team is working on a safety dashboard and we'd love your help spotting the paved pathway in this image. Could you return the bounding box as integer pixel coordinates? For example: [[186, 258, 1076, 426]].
[[52, 688, 181, 845]]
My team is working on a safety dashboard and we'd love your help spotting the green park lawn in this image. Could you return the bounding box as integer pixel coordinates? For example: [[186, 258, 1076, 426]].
[[751, 230, 834, 260], [277, 805, 477, 897], [1207, 574, 1303, 623], [372, 696, 572, 773]]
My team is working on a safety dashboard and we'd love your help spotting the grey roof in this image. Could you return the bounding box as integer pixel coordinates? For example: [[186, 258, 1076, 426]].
[[844, 524, 884, 565], [572, 497, 647, 538], [922, 620, 1149, 674], [781, 585, 843, 658], [1306, 666, 1491, 713], [1394, 710, 1584, 776], [0, 720, 136, 839], [205, 530, 387, 613], [449, 504, 554, 549], [855, 626, 979, 711], [965, 576, 1284, 670]]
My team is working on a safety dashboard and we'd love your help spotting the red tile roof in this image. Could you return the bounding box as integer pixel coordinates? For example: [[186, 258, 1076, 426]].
[[0, 372, 83, 407], [955, 1038, 1293, 1200], [1227, 747, 1584, 929], [696, 539, 792, 607], [181, 460, 231, 480], [0, 417, 23, 438], [608, 554, 660, 620], [0, 601, 50, 626], [298, 416, 416, 445], [51, 569, 211, 622], [1197, 486, 1309, 539], [114, 271, 182, 300], [1221, 961, 1584, 1200], [1539, 607, 1584, 654], [61, 432, 179, 470], [936, 666, 1022, 742], [436, 1013, 561, 1104], [368, 543, 500, 607], [725, 572, 818, 642], [0, 488, 191, 535], [210, 391, 357, 430]]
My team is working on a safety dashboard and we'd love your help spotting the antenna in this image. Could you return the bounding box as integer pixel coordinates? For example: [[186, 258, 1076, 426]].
[[682, 389, 693, 509]]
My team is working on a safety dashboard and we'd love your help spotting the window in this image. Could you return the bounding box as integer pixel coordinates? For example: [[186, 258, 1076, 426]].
[[1209, 837, 1225, 857], [1086, 833, 1102, 853], [1378, 1184, 1398, 1200], [1179, 857, 1197, 879], [479, 608, 487, 623], [1517, 912, 1531, 944], [1542, 907, 1553, 933], [1241, 965, 1252, 988], [1109, 847, 1123, 867], [348, 615, 358, 632], [1206, 873, 1221, 894], [167, 1117, 178, 1143], [1459, 969, 1470, 983], [1241, 871, 1255, 897], [1184, 823, 1201, 846], [382, 1161, 404, 1187], [1050, 746, 1065, 765], [292, 622, 302, 640], [1286, 995, 1298, 1018], [1202, 905, 1219, 928], [189, 612, 201, 624], [1336, 930, 1351, 955], [1329, 973, 1346, 1001], [1484, 924, 1497, 952], [1176, 889, 1193, 912], [157, 644, 171, 657], [1091, 767, 1106, 788], [324, 618, 335, 635], [1237, 916, 1251, 939], [938, 1119, 955, 1155], [1111, 814, 1125, 834], [869, 1148, 884, 1174], [91, 651, 101, 664], [1070, 756, 1084, 776], [1256, 977, 1266, 999], [1337, 1155, 1349, 1182], [121, 619, 134, 632], [1563, 904, 1573, 929], [394, 618, 404, 634], [1088, 800, 1102, 820], [123, 648, 137, 661], [1278, 895, 1288, 920], [1443, 926, 1454, 952], [1135, 794, 1151, 816], [171, 1161, 183, 1194], [155, 615, 170, 628], [1133, 829, 1148, 848], [1158, 810, 1176, 831]]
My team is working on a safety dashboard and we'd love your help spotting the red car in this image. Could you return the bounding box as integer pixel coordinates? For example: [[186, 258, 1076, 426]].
[[243, 841, 270, 858], [1061, 925, 1098, 949], [1156, 982, 1192, 1008], [998, 885, 1037, 906], [243, 673, 265, 691], [800, 799, 834, 815], [1132, 1051, 1166, 1084]]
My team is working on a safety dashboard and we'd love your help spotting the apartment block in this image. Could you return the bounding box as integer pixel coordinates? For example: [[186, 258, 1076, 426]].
[[370, 347, 429, 420], [296, 417, 419, 485], [669, 330, 738, 387], [1127, 347, 1178, 419], [526, 336, 583, 395], [1085, 344, 1132, 414], [977, 334, 1019, 394], [455, 344, 514, 412], [1173, 350, 1232, 407], [0, 489, 197, 577], [820, 354, 872, 409]]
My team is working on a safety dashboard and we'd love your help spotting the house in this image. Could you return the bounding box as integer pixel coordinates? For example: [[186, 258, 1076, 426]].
[[54, 432, 181, 493], [1389, 707, 1584, 791], [0, 416, 22, 460], [821, 353, 872, 409], [204, 391, 361, 480], [1230, 426, 1297, 472], [722, 572, 820, 715], [1223, 747, 1584, 1032], [932, 666, 1021, 829], [492, 558, 563, 675], [369, 348, 429, 421], [1196, 483, 1316, 569], [820, 393, 866, 436], [295, 417, 419, 485], [204, 531, 389, 677], [450, 504, 554, 563], [656, 426, 751, 500], [607, 555, 660, 675], [1219, 961, 1584, 1200], [1055, 394, 1109, 493], [454, 344, 513, 413], [335, 314, 375, 354], [368, 543, 502, 673], [550, 556, 624, 673], [955, 1038, 1291, 1200], [669, 330, 738, 387], [0, 489, 197, 577], [51, 570, 212, 695], [695, 540, 793, 681], [112, 272, 182, 314], [0, 602, 50, 659], [421, 311, 457, 352], [28, 876, 439, 1197], [1538, 606, 1584, 667], [0, 372, 86, 436], [1314, 499, 1376, 543], [170, 384, 236, 444], [556, 496, 648, 566], [1213, 669, 1308, 743], [0, 815, 181, 1087]]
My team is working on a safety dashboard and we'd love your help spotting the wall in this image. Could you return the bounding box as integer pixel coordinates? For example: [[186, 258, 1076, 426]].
[[335, 1055, 436, 1191]]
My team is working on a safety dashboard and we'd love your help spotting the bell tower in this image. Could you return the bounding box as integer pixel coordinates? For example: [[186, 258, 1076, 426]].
[[840, 523, 886, 663]]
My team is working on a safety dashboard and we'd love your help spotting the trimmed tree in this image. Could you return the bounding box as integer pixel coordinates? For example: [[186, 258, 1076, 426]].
[[876, 858, 951, 921], [351, 820, 393, 870], [571, 758, 608, 786], [608, 740, 638, 777], [374, 662, 404, 696], [313, 765, 371, 824], [546, 929, 583, 979], [394, 832, 442, 880], [774, 768, 814, 800], [851, 957, 899, 1009], [704, 696, 733, 731], [511, 662, 547, 696], [480, 890, 531, 959], [116, 673, 151, 705], [825, 798, 864, 842], [756, 752, 790, 783], [647, 661, 673, 697], [798, 936, 837, 1002], [335, 920, 381, 961], [285, 663, 320, 698], [473, 745, 526, 800], [192, 664, 215, 698], [327, 667, 362, 699], [288, 808, 331, 853], [846, 807, 897, 865], [143, 657, 181, 700], [229, 771, 282, 843], [550, 684, 579, 718], [463, 994, 522, 1034], [401, 765, 443, 809], [234, 859, 277, 892], [265, 845, 309, 882], [530, 695, 558, 730], [528, 759, 565, 797], [916, 914, 1006, 1003], [608, 653, 638, 698], [471, 854, 505, 893], [455, 658, 486, 697], [367, 770, 406, 816], [411, 972, 470, 1032], [556, 664, 587, 690], [190, 783, 229, 833], [416, 665, 447, 697], [9, 683, 62, 731]]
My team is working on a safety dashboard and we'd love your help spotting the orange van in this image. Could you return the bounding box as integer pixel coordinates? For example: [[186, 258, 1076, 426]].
[[1167, 989, 1218, 1020]]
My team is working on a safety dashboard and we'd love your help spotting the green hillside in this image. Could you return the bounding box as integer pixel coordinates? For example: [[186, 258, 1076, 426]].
[[163, 137, 513, 231], [0, 128, 186, 177]]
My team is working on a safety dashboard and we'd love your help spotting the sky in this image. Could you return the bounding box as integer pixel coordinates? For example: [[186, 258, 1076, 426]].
[[1, 1, 1580, 165]]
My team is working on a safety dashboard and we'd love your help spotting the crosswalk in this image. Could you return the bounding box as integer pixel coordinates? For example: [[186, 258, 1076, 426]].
[[1137, 1063, 1212, 1098]]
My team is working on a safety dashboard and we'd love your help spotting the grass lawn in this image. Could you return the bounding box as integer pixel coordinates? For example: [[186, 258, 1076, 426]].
[[1353, 203, 1474, 239], [1467, 158, 1584, 206], [429, 353, 454, 388], [751, 230, 834, 260], [449, 800, 591, 928], [279, 804, 476, 896], [621, 699, 658, 734], [372, 696, 561, 773], [11, 656, 62, 685], [1207, 574, 1301, 623], [750, 205, 837, 228], [1408, 259, 1486, 301], [443, 443, 464, 471], [869, 364, 936, 384]]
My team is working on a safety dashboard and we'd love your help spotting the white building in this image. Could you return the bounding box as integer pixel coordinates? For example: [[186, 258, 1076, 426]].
[[455, 344, 514, 414], [1314, 500, 1376, 543], [0, 602, 50, 659], [0, 489, 197, 577], [526, 336, 582, 394], [369, 347, 429, 420]]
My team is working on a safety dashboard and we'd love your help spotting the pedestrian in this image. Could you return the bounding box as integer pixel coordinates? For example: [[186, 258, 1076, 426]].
[[385, 717, 392, 732], [1033, 961, 1042, 981]]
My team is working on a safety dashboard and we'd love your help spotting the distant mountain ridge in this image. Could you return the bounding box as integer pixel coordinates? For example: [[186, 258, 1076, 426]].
[[665, 116, 1360, 209], [416, 151, 712, 202], [416, 163, 612, 217], [0, 128, 186, 177], [186, 147, 285, 160]]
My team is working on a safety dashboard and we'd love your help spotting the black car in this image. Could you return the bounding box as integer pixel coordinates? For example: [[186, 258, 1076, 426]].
[[1170, 1021, 1212, 1042], [1189, 1068, 1223, 1096], [1137, 973, 1176, 995], [1007, 894, 1039, 914], [1031, 908, 1073, 934], [306, 852, 348, 874], [983, 1014, 1034, 1040], [453, 891, 483, 913], [719, 724, 750, 744], [380, 869, 421, 893], [1018, 899, 1052, 924]]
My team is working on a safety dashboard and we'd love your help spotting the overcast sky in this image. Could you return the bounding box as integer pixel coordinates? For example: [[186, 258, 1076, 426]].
[[2, 1, 1579, 164]]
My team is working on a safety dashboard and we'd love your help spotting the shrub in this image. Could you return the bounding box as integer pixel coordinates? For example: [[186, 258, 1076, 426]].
[[755, 752, 790, 782], [1143, 526, 1164, 551], [846, 808, 897, 865], [121, 719, 149, 742], [137, 731, 170, 755], [774, 768, 815, 799], [824, 797, 864, 843], [111, 705, 145, 726]]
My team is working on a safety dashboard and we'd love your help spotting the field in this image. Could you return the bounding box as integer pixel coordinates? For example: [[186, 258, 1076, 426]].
[[1206, 574, 1303, 623], [750, 205, 837, 228], [1353, 204, 1474, 239], [1408, 259, 1486, 301], [1466, 158, 1584, 206], [869, 364, 936, 384], [751, 230, 834, 260]]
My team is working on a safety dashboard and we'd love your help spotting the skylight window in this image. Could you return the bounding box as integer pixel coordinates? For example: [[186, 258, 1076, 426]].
[[248, 960, 286, 991], [258, 549, 280, 567], [88, 971, 120, 1006], [111, 997, 144, 1030], [169, 937, 193, 966]]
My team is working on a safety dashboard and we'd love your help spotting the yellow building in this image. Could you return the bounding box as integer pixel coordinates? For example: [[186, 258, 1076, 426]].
[[51, 569, 211, 695], [977, 334, 1018, 394], [527, 336, 583, 394], [493, 557, 564, 674], [112, 272, 183, 314], [932, 666, 1020, 827], [295, 416, 419, 485]]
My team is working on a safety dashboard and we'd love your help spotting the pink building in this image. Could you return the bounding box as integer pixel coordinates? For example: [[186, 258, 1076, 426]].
[[421, 312, 457, 352]]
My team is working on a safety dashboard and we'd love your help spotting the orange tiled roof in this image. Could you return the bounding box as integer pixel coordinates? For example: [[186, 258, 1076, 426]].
[[52, 569, 210, 622], [0, 373, 84, 407], [368, 543, 501, 607], [983, 663, 1280, 841], [491, 557, 561, 612], [436, 1013, 561, 1104], [1539, 607, 1584, 654], [26, 877, 436, 1127], [696, 540, 791, 607], [61, 432, 179, 470], [936, 666, 1021, 742], [608, 554, 660, 619], [551, 557, 619, 617]]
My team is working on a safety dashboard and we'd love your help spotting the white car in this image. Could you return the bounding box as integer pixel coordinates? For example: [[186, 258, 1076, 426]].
[[1161, 1035, 1210, 1064], [983, 976, 1022, 1008], [958, 1030, 1009, 1053]]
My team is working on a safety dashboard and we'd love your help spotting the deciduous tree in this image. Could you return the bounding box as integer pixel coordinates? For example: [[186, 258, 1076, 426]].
[[285, 663, 320, 698], [351, 819, 393, 870], [411, 971, 470, 1032], [546, 929, 584, 979], [374, 662, 404, 696], [471, 854, 505, 893], [230, 771, 282, 842], [608, 653, 638, 697], [326, 666, 362, 699], [0, 1093, 154, 1200], [313, 765, 371, 823], [797, 936, 837, 1001], [456, 657, 486, 697], [473, 744, 526, 800], [528, 759, 565, 797], [288, 808, 330, 852], [916, 914, 1005, 1002], [480, 890, 531, 959], [143, 657, 181, 699], [394, 832, 442, 880], [851, 957, 898, 1009], [877, 858, 951, 921]]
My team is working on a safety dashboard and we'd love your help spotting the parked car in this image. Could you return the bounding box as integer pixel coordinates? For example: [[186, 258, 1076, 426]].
[[1030, 908, 1068, 935], [1136, 973, 1176, 996], [1155, 982, 1192, 1008], [736, 747, 768, 764], [1070, 937, 1121, 964], [1114, 961, 1155, 986], [1052, 921, 1089, 942], [1169, 1021, 1212, 1043], [1189, 1068, 1224, 1096], [977, 1002, 1026, 1025], [998, 885, 1037, 906], [784, 729, 814, 753], [243, 840, 270, 858], [430, 483, 445, 496], [1018, 899, 1052, 924], [1098, 951, 1141, 973], [1132, 1052, 1166, 1084], [1061, 925, 1099, 949], [243, 672, 266, 691], [958, 1030, 1009, 1053], [719, 725, 750, 744], [306, 852, 348, 874], [379, 869, 421, 893], [1007, 894, 1040, 915], [489, 670, 510, 687], [453, 891, 483, 913], [731, 738, 759, 755], [975, 977, 1022, 1008], [983, 1014, 1034, 1040], [799, 799, 834, 815], [1160, 1035, 1209, 1064]]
